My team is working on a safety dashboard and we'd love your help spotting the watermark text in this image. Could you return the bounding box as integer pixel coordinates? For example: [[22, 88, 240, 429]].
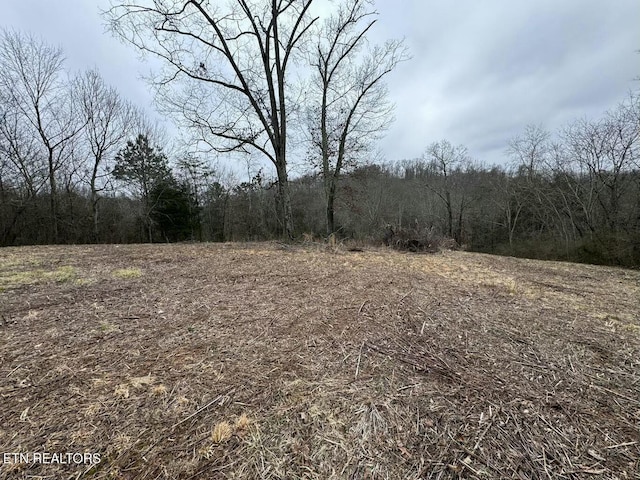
[[2, 452, 100, 465]]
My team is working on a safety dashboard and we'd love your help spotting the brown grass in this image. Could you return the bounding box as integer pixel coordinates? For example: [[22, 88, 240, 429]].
[[0, 242, 638, 479]]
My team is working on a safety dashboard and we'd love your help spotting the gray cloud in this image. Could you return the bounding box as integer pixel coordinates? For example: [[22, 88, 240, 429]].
[[374, 0, 639, 164]]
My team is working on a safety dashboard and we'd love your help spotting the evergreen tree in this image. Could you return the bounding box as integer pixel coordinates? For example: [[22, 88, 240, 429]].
[[112, 134, 171, 199], [112, 134, 171, 241], [149, 178, 200, 242]]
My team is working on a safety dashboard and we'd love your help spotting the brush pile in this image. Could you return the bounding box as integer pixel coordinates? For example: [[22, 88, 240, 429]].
[[384, 224, 457, 252]]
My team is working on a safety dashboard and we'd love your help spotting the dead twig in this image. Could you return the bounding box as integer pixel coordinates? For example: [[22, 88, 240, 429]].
[[589, 384, 640, 405], [171, 389, 235, 429], [358, 300, 368, 314], [355, 341, 365, 378]]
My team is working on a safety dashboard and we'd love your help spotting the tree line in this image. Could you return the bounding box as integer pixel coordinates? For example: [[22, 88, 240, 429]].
[[2, 92, 638, 266], [1, 1, 639, 267], [0, 27, 165, 245]]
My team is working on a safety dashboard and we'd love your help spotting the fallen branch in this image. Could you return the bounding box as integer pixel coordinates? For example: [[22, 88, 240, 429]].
[[171, 389, 235, 429]]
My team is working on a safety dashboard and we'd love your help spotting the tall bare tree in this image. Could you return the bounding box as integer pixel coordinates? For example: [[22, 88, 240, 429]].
[[423, 140, 471, 242], [308, 0, 407, 235], [105, 0, 319, 239], [76, 69, 136, 240], [0, 29, 85, 242], [489, 169, 524, 251], [506, 125, 565, 241]]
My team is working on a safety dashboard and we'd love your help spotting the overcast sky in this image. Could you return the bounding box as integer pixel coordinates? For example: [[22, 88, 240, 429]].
[[2, 0, 639, 172]]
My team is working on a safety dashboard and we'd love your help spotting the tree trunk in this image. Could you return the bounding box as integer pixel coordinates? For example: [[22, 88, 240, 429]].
[[222, 194, 229, 242], [276, 165, 294, 240], [90, 168, 99, 243], [91, 194, 99, 242], [445, 190, 453, 238], [47, 149, 58, 243], [90, 160, 100, 242], [326, 181, 336, 236], [456, 204, 464, 244]]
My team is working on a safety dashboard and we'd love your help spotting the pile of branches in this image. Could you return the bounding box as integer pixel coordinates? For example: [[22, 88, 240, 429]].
[[383, 223, 458, 252]]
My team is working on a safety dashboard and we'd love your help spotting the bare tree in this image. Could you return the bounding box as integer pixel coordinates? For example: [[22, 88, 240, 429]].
[[506, 125, 564, 241], [0, 105, 48, 199], [423, 140, 471, 242], [0, 95, 50, 244], [308, 0, 407, 235], [105, 0, 319, 239], [76, 69, 136, 240], [563, 95, 639, 233], [489, 168, 524, 251], [175, 152, 217, 240], [0, 29, 85, 242], [507, 124, 551, 178]]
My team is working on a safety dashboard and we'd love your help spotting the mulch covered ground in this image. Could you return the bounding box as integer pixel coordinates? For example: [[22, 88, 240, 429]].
[[0, 242, 638, 479]]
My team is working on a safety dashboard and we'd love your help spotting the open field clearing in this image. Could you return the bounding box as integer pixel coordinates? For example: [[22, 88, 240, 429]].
[[0, 243, 639, 479]]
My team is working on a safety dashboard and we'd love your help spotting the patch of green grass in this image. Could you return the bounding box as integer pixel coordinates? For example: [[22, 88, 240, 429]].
[[0, 270, 39, 288], [0, 255, 42, 270], [112, 268, 142, 279], [48, 266, 77, 283], [0, 265, 78, 289]]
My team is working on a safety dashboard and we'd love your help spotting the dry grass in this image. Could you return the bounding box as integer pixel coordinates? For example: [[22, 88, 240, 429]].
[[0, 242, 638, 479]]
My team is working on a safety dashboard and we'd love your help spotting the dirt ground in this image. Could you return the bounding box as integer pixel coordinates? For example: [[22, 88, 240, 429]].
[[0, 242, 638, 479]]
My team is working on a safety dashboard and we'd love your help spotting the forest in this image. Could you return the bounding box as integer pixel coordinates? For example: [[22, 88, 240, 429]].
[[1, 2, 639, 267]]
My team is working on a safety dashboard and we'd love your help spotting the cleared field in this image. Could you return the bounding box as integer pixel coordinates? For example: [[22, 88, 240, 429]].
[[0, 243, 638, 479]]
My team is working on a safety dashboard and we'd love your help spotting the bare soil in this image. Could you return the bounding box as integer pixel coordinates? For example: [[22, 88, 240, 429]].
[[0, 243, 638, 479]]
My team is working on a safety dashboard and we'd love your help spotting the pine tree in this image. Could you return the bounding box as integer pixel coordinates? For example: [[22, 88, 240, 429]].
[[112, 134, 172, 241]]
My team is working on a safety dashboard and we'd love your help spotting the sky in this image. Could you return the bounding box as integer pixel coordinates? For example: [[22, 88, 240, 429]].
[[2, 0, 639, 174]]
